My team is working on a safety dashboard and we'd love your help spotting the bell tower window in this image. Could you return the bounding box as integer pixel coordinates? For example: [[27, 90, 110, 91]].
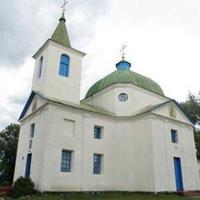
[[38, 56, 43, 78], [59, 54, 70, 77]]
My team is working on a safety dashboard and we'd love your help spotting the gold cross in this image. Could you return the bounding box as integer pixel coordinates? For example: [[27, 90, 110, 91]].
[[120, 44, 127, 60], [61, 0, 68, 15]]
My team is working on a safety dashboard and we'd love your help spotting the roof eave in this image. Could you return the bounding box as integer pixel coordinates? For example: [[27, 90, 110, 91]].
[[18, 92, 194, 127], [171, 100, 195, 125], [33, 39, 86, 59], [18, 91, 36, 120], [32, 39, 50, 59]]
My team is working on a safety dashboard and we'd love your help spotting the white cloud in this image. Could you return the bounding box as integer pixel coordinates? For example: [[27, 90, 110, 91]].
[[0, 59, 34, 130]]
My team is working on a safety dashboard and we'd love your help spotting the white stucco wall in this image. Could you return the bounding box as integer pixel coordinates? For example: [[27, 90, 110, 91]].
[[40, 105, 156, 192], [14, 106, 48, 189], [150, 115, 199, 192], [114, 117, 155, 192], [153, 102, 191, 125], [34, 104, 117, 191], [81, 113, 116, 191], [40, 104, 84, 191], [83, 83, 168, 116], [14, 102, 200, 192], [32, 41, 84, 104]]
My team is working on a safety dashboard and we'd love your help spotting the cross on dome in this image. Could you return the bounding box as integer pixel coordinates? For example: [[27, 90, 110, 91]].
[[120, 44, 127, 60], [116, 44, 131, 71]]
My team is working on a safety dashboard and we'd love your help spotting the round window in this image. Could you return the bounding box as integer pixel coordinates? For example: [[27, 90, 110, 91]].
[[118, 93, 128, 102]]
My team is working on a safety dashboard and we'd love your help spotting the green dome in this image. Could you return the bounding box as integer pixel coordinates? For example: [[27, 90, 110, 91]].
[[85, 70, 164, 98]]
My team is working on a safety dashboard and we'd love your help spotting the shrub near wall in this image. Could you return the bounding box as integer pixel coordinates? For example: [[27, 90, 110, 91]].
[[12, 177, 36, 198]]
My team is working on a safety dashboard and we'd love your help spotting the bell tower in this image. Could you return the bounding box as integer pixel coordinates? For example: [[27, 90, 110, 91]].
[[31, 10, 86, 104]]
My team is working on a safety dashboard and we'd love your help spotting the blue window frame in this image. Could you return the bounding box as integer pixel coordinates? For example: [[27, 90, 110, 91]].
[[171, 129, 178, 143], [61, 150, 72, 172], [38, 56, 43, 78], [93, 154, 103, 174], [94, 126, 102, 139], [30, 123, 35, 138], [59, 54, 70, 77]]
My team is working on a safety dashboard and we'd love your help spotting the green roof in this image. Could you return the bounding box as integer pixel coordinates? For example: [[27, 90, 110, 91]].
[[51, 14, 71, 47], [85, 70, 164, 98]]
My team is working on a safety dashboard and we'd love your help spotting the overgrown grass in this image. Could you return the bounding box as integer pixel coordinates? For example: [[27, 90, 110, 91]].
[[15, 192, 197, 200]]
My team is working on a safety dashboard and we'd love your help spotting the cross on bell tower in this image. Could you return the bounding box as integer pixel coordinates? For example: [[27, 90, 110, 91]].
[[61, 0, 68, 16]]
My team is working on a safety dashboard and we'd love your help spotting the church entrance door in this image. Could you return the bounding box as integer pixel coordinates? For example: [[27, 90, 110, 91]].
[[173, 157, 184, 191], [25, 153, 32, 177]]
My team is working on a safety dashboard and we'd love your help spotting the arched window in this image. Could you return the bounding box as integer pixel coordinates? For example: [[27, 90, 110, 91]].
[[59, 54, 70, 77], [38, 56, 43, 78]]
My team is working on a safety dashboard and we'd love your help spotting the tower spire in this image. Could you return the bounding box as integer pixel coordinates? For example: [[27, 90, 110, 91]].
[[51, 1, 71, 47]]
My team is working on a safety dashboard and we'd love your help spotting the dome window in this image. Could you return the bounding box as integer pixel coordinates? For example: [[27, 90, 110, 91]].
[[118, 93, 128, 102]]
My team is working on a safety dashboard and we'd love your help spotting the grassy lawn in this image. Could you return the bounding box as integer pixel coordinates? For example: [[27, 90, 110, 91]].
[[15, 193, 199, 200]]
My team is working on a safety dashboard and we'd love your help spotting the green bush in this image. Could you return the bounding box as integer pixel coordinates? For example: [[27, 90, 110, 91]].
[[12, 177, 36, 198]]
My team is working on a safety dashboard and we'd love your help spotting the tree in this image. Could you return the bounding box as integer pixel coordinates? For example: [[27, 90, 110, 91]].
[[194, 132, 200, 160], [180, 92, 200, 159], [0, 124, 19, 184], [180, 92, 200, 124]]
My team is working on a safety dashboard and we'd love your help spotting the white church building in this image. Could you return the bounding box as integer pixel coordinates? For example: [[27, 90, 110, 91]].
[[14, 12, 200, 192]]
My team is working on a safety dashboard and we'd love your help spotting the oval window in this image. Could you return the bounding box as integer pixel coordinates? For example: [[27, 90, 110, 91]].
[[118, 93, 128, 102]]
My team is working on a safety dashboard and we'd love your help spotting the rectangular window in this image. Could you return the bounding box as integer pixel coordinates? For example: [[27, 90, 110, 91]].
[[94, 126, 103, 139], [63, 119, 75, 136], [171, 129, 178, 144], [38, 56, 43, 79], [93, 154, 103, 174], [61, 150, 72, 172], [30, 123, 35, 138], [29, 139, 32, 149]]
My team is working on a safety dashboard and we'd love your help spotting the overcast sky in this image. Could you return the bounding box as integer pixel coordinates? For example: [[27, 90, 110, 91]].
[[0, 0, 200, 130]]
